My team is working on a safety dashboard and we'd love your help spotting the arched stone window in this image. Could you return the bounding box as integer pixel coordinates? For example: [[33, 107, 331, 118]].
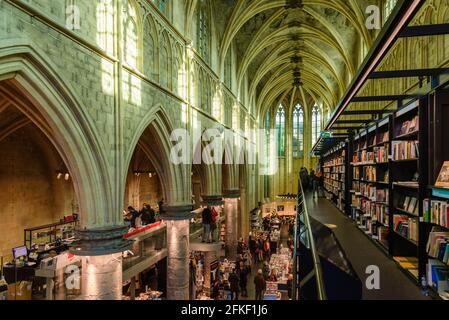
[[276, 105, 286, 157], [152, 0, 169, 17], [312, 105, 322, 147], [293, 104, 304, 158], [122, 1, 140, 70], [197, 0, 209, 61]]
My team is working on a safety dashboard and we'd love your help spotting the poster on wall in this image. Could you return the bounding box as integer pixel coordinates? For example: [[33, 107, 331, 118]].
[[277, 205, 285, 212]]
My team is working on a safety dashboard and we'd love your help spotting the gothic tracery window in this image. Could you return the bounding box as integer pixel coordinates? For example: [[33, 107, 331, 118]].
[[293, 104, 304, 158], [276, 105, 286, 157], [197, 0, 209, 61], [312, 105, 322, 147], [122, 1, 139, 69]]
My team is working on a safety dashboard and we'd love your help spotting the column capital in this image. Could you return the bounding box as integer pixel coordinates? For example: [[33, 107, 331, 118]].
[[161, 204, 194, 220], [201, 194, 224, 206], [224, 188, 240, 199], [70, 225, 132, 256]]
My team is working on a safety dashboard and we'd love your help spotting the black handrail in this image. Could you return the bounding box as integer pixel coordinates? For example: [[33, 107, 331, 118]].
[[292, 179, 326, 300]]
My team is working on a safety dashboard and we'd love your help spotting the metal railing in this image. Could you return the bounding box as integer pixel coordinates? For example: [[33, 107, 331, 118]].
[[292, 179, 327, 300]]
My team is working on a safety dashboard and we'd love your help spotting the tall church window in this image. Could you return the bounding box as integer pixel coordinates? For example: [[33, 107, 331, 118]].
[[292, 104, 304, 158], [153, 0, 168, 17], [276, 105, 286, 157], [122, 1, 139, 69], [312, 105, 322, 147], [197, 0, 209, 61]]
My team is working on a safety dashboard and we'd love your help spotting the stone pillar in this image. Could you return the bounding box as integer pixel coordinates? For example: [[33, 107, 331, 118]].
[[203, 250, 217, 296], [70, 225, 132, 300], [224, 189, 240, 260], [162, 204, 193, 300]]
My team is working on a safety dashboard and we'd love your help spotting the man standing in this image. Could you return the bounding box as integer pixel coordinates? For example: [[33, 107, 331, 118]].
[[228, 270, 240, 300], [202, 205, 212, 243], [254, 269, 266, 300], [210, 206, 219, 242]]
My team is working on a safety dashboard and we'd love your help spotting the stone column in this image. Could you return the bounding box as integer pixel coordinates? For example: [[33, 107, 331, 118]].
[[70, 225, 132, 300], [224, 189, 240, 260], [162, 204, 193, 300], [203, 250, 217, 296]]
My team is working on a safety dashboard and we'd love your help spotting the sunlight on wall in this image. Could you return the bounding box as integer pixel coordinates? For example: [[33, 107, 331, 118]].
[[181, 102, 188, 124], [122, 1, 139, 69], [232, 104, 239, 131], [96, 0, 114, 55], [122, 72, 142, 106], [178, 60, 187, 99], [212, 88, 222, 121], [101, 58, 115, 95]]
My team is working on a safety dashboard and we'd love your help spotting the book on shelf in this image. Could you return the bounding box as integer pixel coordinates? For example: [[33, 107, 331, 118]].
[[423, 199, 449, 228], [374, 146, 389, 163], [394, 215, 418, 242], [426, 228, 449, 265], [379, 131, 389, 144], [435, 161, 449, 189], [376, 189, 389, 202], [427, 259, 449, 295], [397, 115, 419, 137], [391, 141, 419, 160]]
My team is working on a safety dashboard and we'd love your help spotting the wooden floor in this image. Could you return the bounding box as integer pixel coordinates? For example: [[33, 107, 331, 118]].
[[306, 193, 430, 300]]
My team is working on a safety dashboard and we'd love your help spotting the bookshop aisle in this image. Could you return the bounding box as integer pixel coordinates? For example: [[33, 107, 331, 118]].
[[306, 195, 430, 300]]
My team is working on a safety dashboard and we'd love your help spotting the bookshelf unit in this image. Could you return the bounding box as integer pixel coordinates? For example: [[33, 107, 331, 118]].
[[322, 142, 347, 213], [345, 99, 429, 284], [350, 117, 391, 251], [422, 88, 449, 300]]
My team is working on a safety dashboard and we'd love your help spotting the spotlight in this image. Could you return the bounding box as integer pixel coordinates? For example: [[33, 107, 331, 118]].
[[57, 173, 63, 180], [65, 173, 70, 181], [149, 173, 152, 178]]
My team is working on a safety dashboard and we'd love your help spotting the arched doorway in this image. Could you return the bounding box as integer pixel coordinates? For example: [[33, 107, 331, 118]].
[[0, 88, 78, 260]]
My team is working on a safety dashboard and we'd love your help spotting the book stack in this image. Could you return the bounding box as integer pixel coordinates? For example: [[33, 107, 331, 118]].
[[426, 230, 449, 264], [353, 167, 360, 179], [374, 146, 389, 163], [394, 215, 418, 242], [375, 203, 389, 225], [423, 199, 449, 228], [376, 189, 389, 203], [361, 183, 376, 200], [401, 196, 419, 215], [361, 150, 375, 163], [397, 115, 419, 137], [391, 141, 419, 160], [363, 166, 376, 181]]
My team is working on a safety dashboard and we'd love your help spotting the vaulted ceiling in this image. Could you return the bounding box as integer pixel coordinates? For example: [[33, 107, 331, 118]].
[[212, 0, 380, 118]]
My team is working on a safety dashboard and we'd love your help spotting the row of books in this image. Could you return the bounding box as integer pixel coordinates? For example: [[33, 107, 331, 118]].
[[360, 183, 376, 200], [399, 196, 419, 215], [354, 132, 389, 151], [396, 115, 419, 137], [427, 259, 449, 298], [363, 166, 376, 181], [391, 141, 419, 161], [352, 150, 375, 163], [423, 199, 449, 229], [353, 167, 360, 180], [394, 215, 419, 242], [374, 146, 389, 163], [426, 230, 449, 264]]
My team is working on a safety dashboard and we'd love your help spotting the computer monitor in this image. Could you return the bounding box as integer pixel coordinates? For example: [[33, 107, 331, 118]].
[[12, 246, 28, 260]]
